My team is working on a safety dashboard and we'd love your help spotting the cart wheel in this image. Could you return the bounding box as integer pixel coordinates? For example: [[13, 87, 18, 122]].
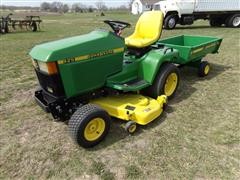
[[31, 21, 37, 32], [68, 104, 110, 148], [198, 61, 210, 77], [143, 63, 180, 99], [125, 121, 137, 134]]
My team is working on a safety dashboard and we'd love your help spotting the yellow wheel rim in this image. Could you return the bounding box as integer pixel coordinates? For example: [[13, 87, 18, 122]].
[[204, 65, 210, 75], [84, 118, 105, 141], [164, 73, 178, 96], [128, 124, 137, 133]]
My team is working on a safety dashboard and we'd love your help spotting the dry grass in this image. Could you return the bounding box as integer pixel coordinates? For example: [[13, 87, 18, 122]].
[[0, 11, 239, 179]]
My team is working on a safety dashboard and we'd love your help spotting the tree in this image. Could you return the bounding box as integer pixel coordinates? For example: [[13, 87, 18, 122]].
[[72, 3, 86, 13], [128, 0, 134, 10], [95, 0, 107, 11], [62, 4, 69, 13], [50, 1, 63, 12], [40, 2, 51, 11], [119, 5, 128, 10], [88, 6, 94, 13]]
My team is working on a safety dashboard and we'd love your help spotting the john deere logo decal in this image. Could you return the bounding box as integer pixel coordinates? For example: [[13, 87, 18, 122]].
[[58, 47, 124, 65]]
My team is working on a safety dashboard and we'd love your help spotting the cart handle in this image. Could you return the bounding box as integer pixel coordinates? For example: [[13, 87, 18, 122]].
[[164, 47, 173, 54]]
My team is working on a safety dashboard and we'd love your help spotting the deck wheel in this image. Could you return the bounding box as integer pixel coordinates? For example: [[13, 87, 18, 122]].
[[68, 104, 110, 148], [125, 121, 137, 134], [198, 61, 210, 77]]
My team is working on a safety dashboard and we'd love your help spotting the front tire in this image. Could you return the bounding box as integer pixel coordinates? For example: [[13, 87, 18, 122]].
[[164, 15, 178, 29], [68, 104, 110, 148], [144, 63, 180, 99]]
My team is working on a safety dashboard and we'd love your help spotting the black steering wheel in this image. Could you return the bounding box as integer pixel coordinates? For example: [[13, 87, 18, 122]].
[[104, 20, 131, 36]]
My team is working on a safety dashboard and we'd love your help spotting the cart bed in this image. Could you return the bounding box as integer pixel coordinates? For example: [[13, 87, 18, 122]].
[[157, 35, 222, 64]]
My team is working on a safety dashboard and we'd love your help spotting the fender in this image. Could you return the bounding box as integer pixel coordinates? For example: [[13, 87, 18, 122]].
[[155, 1, 180, 17], [139, 48, 179, 84]]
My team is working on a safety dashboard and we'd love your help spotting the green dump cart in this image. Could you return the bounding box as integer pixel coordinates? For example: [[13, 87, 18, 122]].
[[158, 35, 222, 64]]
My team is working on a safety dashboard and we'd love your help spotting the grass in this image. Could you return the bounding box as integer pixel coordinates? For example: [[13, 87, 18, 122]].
[[0, 11, 239, 179]]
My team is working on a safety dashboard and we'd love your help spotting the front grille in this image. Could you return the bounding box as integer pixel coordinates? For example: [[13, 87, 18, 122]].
[[35, 69, 65, 97]]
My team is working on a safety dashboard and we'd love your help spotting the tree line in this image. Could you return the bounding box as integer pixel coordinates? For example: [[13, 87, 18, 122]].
[[0, 1, 130, 13], [40, 1, 129, 13]]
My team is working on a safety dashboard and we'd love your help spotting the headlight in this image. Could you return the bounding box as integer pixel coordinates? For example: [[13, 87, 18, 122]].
[[33, 60, 58, 75]]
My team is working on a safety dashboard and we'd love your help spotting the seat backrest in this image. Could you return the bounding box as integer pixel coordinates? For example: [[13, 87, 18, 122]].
[[134, 11, 163, 39]]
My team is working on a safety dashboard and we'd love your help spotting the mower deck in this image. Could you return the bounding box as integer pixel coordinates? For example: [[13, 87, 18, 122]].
[[91, 94, 167, 125]]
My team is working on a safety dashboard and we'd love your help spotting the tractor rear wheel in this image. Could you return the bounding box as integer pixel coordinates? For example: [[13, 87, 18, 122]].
[[68, 104, 110, 148], [143, 63, 180, 99]]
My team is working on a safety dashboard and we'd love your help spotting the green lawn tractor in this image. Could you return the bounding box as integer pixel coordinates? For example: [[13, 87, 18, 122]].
[[30, 11, 222, 148]]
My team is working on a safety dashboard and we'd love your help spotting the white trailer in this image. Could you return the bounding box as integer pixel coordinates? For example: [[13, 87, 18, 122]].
[[154, 0, 240, 29]]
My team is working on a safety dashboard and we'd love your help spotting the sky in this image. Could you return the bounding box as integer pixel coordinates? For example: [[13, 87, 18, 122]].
[[0, 0, 131, 7]]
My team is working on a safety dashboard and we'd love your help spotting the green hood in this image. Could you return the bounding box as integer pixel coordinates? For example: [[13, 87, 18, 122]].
[[29, 30, 124, 62]]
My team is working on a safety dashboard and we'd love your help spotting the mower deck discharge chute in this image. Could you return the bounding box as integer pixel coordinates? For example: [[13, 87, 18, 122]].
[[30, 11, 222, 148]]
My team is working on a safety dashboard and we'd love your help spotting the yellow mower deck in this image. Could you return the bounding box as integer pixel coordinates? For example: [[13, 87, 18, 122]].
[[91, 94, 167, 125]]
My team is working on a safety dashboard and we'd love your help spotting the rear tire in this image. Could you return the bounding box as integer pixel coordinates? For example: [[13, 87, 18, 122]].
[[68, 104, 110, 148], [226, 14, 240, 28], [164, 15, 178, 29], [143, 63, 180, 99]]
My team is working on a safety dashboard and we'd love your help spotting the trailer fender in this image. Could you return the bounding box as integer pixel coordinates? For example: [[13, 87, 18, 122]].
[[139, 48, 179, 84]]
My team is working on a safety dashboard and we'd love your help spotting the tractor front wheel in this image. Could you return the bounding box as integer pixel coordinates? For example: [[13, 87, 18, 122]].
[[144, 63, 180, 99], [68, 104, 110, 148]]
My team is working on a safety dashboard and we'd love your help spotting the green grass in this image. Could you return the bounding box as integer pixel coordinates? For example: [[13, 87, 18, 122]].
[[0, 11, 239, 179]]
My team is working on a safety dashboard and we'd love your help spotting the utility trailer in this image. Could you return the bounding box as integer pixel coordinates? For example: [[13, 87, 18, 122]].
[[154, 0, 240, 29], [157, 35, 221, 64], [157, 35, 222, 76], [0, 13, 42, 34]]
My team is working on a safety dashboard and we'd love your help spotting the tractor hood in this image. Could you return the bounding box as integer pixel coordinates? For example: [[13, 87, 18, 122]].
[[29, 30, 125, 62]]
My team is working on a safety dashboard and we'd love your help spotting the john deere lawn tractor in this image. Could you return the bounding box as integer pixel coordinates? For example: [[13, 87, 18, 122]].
[[30, 11, 222, 148]]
